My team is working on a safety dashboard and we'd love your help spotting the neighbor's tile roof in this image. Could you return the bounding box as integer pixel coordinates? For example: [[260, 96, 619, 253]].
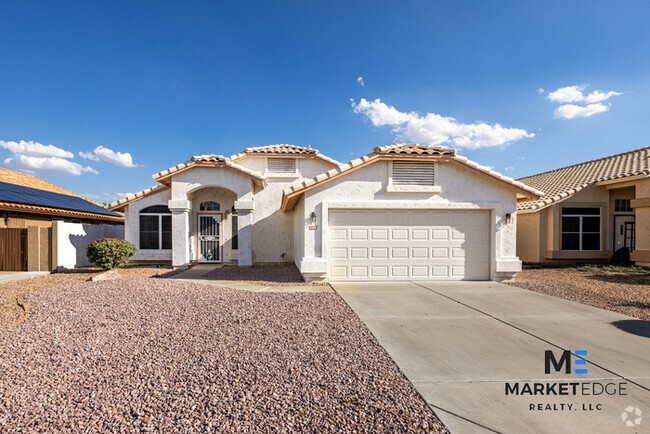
[[230, 144, 340, 165], [152, 154, 266, 182], [108, 184, 169, 211], [281, 144, 542, 211], [0, 167, 122, 221], [517, 146, 650, 211]]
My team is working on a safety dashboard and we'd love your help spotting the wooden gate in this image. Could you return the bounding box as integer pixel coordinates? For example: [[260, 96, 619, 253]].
[[0, 228, 27, 271]]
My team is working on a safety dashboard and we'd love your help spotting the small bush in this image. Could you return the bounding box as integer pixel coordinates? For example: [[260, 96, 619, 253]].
[[86, 238, 138, 270]]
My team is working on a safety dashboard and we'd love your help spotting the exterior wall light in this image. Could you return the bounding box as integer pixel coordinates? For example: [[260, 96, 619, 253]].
[[505, 213, 512, 224], [309, 211, 317, 230]]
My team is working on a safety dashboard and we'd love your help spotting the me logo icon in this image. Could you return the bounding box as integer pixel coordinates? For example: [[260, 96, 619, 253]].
[[621, 406, 642, 427], [544, 350, 588, 374]]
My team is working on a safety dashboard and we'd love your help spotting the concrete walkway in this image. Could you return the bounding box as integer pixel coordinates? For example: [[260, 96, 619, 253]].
[[332, 281, 650, 433], [172, 264, 331, 292], [0, 271, 50, 284]]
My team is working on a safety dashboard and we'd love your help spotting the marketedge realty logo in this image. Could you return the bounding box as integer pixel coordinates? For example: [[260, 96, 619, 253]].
[[505, 349, 628, 412]]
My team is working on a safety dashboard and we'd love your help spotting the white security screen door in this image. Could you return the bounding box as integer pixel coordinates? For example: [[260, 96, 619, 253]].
[[198, 214, 221, 263]]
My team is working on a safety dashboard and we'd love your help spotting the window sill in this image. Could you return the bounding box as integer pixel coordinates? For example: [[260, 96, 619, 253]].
[[545, 250, 611, 259], [266, 173, 300, 179], [386, 185, 441, 193]]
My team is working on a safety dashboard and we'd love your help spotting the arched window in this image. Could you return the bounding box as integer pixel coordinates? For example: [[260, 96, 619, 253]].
[[199, 201, 220, 211], [139, 206, 171, 250]]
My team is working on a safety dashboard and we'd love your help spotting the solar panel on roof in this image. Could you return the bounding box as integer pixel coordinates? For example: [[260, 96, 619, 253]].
[[0, 181, 121, 217]]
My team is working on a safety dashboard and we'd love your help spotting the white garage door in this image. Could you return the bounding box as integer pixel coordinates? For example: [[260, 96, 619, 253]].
[[328, 209, 490, 281]]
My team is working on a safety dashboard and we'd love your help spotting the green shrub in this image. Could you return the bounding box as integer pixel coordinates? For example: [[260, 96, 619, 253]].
[[86, 238, 137, 270]]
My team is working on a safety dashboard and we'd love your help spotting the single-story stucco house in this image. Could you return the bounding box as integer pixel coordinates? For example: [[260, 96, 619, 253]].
[[516, 146, 650, 267], [108, 144, 543, 282]]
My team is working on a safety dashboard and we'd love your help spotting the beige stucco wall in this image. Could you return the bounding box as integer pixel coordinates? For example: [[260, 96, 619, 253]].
[[516, 212, 540, 263], [631, 178, 650, 266], [298, 159, 521, 281]]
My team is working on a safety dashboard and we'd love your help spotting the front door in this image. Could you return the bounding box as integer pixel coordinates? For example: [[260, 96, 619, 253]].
[[613, 215, 635, 251], [198, 214, 222, 263]]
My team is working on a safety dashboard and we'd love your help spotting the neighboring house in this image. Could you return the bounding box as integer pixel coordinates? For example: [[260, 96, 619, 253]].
[[0, 167, 124, 271], [516, 147, 650, 267], [109, 144, 542, 282]]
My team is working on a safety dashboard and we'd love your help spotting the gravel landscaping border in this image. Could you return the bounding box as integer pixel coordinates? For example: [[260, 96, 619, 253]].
[[202, 264, 328, 286], [510, 265, 650, 320], [0, 279, 448, 432]]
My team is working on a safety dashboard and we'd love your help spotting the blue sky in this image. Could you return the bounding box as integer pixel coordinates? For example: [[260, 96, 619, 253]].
[[1, 1, 649, 203]]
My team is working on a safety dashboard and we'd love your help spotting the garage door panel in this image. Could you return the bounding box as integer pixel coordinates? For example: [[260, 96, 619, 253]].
[[371, 229, 389, 240], [329, 210, 490, 281]]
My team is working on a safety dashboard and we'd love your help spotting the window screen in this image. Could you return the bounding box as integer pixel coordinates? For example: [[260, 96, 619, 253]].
[[268, 158, 296, 174], [199, 201, 220, 211], [614, 199, 632, 212], [561, 207, 600, 251], [392, 161, 435, 186], [231, 214, 238, 250], [139, 206, 172, 250], [139, 215, 160, 249]]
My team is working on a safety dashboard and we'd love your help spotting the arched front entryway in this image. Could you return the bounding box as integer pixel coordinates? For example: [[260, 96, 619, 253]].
[[188, 187, 238, 264]]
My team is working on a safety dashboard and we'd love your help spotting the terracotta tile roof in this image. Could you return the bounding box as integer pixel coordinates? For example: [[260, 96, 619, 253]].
[[281, 144, 543, 211], [374, 143, 457, 155], [230, 144, 340, 165], [152, 155, 266, 183], [0, 167, 122, 222], [108, 184, 169, 211], [517, 147, 650, 211]]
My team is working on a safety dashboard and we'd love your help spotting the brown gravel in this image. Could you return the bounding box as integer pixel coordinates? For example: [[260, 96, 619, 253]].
[[203, 264, 328, 286], [0, 279, 447, 432], [0, 266, 178, 327], [510, 266, 650, 320]]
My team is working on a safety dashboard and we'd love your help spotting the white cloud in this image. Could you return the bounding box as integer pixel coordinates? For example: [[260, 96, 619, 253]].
[[537, 88, 545, 95], [357, 76, 365, 87], [554, 103, 609, 119], [86, 192, 134, 202], [547, 85, 622, 104], [0, 140, 74, 159], [79, 146, 138, 167], [504, 166, 514, 171], [4, 155, 98, 176], [351, 98, 533, 149]]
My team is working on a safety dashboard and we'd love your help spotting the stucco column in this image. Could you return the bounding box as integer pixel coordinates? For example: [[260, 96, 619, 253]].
[[630, 178, 650, 266], [168, 199, 191, 268], [234, 200, 254, 267]]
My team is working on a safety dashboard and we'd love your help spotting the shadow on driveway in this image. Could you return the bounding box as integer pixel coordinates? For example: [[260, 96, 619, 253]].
[[611, 319, 650, 338]]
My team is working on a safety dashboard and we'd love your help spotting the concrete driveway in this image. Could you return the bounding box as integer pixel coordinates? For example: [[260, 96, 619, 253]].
[[332, 281, 650, 433]]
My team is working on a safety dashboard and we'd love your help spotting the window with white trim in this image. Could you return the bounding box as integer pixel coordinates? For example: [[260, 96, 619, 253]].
[[267, 158, 296, 174], [139, 205, 172, 250], [561, 207, 600, 251], [391, 161, 435, 186]]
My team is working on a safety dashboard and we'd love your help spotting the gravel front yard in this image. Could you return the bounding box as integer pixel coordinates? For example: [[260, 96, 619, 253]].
[[0, 266, 178, 327], [0, 279, 446, 432], [511, 266, 650, 320]]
